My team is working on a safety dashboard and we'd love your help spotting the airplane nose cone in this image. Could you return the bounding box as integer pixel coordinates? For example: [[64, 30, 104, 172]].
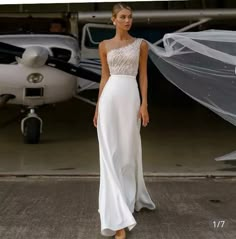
[[17, 46, 48, 68]]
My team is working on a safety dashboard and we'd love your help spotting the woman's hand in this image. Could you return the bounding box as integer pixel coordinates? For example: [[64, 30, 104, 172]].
[[138, 104, 149, 127], [93, 106, 98, 128]]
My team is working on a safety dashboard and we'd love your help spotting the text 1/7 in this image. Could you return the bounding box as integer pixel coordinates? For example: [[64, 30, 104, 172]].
[[213, 220, 225, 228]]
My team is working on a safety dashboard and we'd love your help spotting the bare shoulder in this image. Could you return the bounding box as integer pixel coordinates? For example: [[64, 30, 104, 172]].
[[140, 39, 149, 51], [98, 40, 106, 50], [99, 39, 113, 54]]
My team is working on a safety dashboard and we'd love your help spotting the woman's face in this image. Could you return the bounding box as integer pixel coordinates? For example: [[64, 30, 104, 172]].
[[114, 8, 133, 31]]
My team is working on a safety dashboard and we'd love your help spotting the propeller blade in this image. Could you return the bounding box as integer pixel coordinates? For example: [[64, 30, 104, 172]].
[[0, 42, 25, 57], [46, 57, 101, 83]]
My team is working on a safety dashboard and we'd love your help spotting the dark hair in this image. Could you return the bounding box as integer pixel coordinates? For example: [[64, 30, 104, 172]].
[[50, 18, 67, 29]]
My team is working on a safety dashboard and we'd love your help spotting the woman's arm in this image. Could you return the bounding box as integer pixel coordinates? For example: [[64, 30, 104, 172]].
[[93, 40, 110, 127], [138, 40, 149, 127], [138, 40, 148, 106]]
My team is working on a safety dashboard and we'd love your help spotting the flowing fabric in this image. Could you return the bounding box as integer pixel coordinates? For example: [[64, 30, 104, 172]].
[[97, 38, 156, 237], [146, 30, 236, 160]]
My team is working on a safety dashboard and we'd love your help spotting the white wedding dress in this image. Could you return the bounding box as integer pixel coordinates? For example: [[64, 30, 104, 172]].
[[97, 38, 156, 237]]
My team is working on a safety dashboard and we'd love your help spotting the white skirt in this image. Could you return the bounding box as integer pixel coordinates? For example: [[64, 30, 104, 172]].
[[97, 74, 156, 237]]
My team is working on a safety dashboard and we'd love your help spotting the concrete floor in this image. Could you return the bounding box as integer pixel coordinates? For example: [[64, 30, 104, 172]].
[[0, 177, 235, 239], [0, 98, 236, 176]]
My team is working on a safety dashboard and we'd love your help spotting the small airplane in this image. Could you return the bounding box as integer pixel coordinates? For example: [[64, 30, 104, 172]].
[[0, 32, 101, 144], [1, 8, 236, 146]]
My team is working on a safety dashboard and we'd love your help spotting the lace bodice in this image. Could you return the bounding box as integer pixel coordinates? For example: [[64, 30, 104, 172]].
[[107, 38, 143, 76]]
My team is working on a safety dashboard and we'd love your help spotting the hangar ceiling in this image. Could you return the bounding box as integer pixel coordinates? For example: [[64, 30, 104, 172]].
[[1, 0, 236, 13]]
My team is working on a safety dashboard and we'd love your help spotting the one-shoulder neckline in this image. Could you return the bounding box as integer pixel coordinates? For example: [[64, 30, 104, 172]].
[[107, 38, 138, 56]]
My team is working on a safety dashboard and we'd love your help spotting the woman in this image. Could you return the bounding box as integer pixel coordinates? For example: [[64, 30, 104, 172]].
[[93, 3, 156, 239]]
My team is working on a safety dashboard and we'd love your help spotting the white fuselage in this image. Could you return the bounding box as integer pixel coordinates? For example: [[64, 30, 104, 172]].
[[0, 34, 80, 107]]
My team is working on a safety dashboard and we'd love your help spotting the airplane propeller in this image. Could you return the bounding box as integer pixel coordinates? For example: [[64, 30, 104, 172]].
[[0, 41, 24, 57], [0, 41, 101, 83]]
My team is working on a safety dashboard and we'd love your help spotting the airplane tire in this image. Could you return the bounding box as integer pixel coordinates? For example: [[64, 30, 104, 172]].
[[23, 117, 41, 144]]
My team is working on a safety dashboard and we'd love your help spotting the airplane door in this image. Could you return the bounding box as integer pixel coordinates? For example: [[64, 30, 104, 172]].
[[75, 23, 115, 105], [80, 23, 115, 59]]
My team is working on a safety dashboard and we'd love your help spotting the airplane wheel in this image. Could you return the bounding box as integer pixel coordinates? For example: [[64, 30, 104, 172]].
[[23, 117, 41, 144]]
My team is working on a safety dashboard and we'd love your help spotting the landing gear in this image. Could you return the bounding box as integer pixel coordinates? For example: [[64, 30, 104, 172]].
[[21, 108, 42, 144]]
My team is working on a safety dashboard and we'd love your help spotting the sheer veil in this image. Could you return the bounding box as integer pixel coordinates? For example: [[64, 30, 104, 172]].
[[146, 30, 236, 161]]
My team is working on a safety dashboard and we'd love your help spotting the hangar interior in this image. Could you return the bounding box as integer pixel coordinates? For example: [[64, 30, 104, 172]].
[[0, 0, 236, 176]]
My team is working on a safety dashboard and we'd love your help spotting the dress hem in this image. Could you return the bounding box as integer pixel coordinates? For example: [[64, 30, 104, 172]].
[[101, 218, 137, 237]]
